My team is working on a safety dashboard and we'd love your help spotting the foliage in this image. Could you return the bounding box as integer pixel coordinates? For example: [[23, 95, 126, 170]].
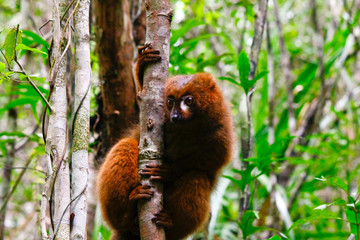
[[1, 0, 360, 239]]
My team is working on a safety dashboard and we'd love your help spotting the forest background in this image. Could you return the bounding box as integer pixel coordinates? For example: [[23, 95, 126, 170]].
[[0, 0, 360, 239]]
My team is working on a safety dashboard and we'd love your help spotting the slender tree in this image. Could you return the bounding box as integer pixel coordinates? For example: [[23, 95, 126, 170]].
[[70, 0, 91, 238], [94, 0, 137, 155], [239, 0, 268, 216], [137, 0, 172, 239], [43, 0, 71, 238]]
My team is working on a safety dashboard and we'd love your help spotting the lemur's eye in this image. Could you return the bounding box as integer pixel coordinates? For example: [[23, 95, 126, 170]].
[[167, 97, 175, 109], [184, 96, 194, 106]]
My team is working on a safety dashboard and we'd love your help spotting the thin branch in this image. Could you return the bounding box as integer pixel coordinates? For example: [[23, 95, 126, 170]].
[[14, 121, 40, 152], [50, 29, 72, 85], [39, 19, 54, 37], [0, 49, 10, 69], [41, 137, 69, 240], [70, 82, 91, 135], [40, 159, 57, 239], [0, 155, 34, 213], [60, 0, 77, 23], [249, 0, 268, 81], [0, 167, 46, 175], [14, 59, 54, 112], [52, 184, 87, 240], [288, 169, 308, 210]]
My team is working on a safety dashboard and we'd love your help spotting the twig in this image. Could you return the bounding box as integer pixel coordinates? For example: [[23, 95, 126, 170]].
[[0, 154, 34, 213], [14, 119, 40, 152], [14, 59, 54, 112], [40, 159, 57, 240], [249, 0, 268, 81], [0, 167, 46, 175], [40, 139, 69, 240], [0, 49, 10, 68], [60, 0, 77, 23], [71, 82, 91, 135], [288, 169, 308, 210], [39, 19, 54, 37], [50, 29, 72, 85], [52, 183, 87, 240], [60, 0, 80, 42]]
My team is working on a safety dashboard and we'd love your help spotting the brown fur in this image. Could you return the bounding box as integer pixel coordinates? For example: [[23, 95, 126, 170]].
[[97, 46, 233, 240]]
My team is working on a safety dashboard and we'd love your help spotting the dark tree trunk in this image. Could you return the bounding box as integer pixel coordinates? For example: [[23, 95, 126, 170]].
[[131, 0, 146, 46], [94, 0, 138, 155]]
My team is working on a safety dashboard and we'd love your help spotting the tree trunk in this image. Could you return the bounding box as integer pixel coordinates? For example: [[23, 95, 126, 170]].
[[94, 0, 138, 154], [239, 0, 268, 218], [71, 0, 91, 238], [44, 0, 71, 238], [137, 0, 172, 239], [131, 0, 146, 46]]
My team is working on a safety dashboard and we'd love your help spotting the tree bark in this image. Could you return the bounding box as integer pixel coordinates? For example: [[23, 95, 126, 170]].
[[44, 0, 71, 238], [131, 0, 147, 46], [94, 0, 138, 154], [137, 0, 172, 239], [71, 0, 91, 238]]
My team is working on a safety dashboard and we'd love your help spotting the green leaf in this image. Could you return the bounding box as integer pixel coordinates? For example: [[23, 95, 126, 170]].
[[15, 43, 47, 55], [327, 177, 348, 192], [345, 209, 360, 224], [22, 30, 50, 48], [170, 19, 206, 45], [0, 62, 5, 72], [349, 223, 359, 237], [289, 210, 342, 230], [345, 209, 360, 237], [0, 96, 39, 114], [314, 199, 347, 210], [0, 140, 8, 156], [237, 51, 262, 94], [316, 176, 348, 192], [180, 33, 218, 48], [218, 76, 240, 86], [191, 0, 204, 18], [266, 236, 282, 240], [238, 210, 259, 238], [224, 165, 256, 191], [196, 53, 231, 72], [0, 131, 27, 138], [348, 195, 355, 204], [3, 28, 17, 64], [253, 70, 269, 82], [238, 51, 250, 84], [97, 224, 111, 239]]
